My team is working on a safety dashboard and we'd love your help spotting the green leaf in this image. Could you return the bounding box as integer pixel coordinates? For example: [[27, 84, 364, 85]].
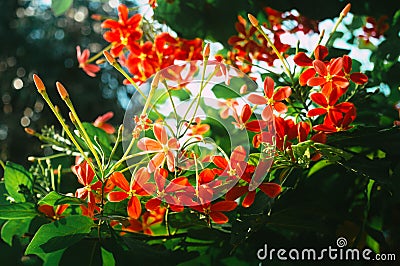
[[101, 247, 115, 266], [38, 191, 84, 206], [4, 162, 33, 203], [51, 0, 73, 16], [82, 122, 112, 154], [25, 215, 93, 260], [0, 203, 37, 219], [1, 219, 32, 246], [313, 142, 352, 162]]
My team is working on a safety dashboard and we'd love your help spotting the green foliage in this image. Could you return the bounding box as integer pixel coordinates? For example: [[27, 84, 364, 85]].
[[38, 191, 84, 206], [4, 162, 33, 203], [0, 202, 37, 220], [25, 215, 94, 261]]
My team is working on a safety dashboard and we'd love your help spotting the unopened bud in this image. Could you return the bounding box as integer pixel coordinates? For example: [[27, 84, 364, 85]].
[[103, 50, 116, 65], [340, 3, 351, 17], [69, 112, 76, 123], [56, 82, 69, 100], [91, 14, 102, 21], [203, 43, 210, 58], [248, 14, 259, 27], [28, 156, 36, 162], [33, 74, 46, 93], [24, 127, 36, 135]]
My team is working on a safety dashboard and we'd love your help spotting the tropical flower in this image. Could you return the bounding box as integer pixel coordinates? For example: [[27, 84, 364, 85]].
[[101, 4, 142, 56], [93, 111, 115, 134], [76, 46, 100, 77], [137, 123, 180, 172], [38, 204, 68, 220], [191, 200, 238, 224], [107, 169, 154, 219], [232, 104, 268, 132], [248, 76, 292, 119]]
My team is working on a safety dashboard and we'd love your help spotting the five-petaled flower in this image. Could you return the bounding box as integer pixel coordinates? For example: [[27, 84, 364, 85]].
[[101, 4, 143, 56], [248, 76, 292, 120], [76, 46, 100, 77], [191, 200, 238, 224], [137, 123, 180, 172], [108, 169, 154, 219]]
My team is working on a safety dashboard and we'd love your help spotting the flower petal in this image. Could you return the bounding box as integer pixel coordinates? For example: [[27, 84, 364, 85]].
[[210, 200, 238, 212], [137, 138, 163, 151], [242, 190, 256, 207], [108, 191, 129, 202], [153, 123, 168, 145], [127, 196, 142, 219], [263, 77, 275, 98], [148, 153, 165, 173], [248, 94, 268, 105], [313, 60, 328, 77], [209, 212, 229, 224], [258, 183, 281, 198], [110, 172, 130, 192]]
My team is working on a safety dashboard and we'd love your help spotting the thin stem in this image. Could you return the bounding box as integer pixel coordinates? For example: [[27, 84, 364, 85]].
[[40, 92, 96, 171], [106, 125, 123, 168], [165, 207, 171, 236], [0, 160, 5, 170], [255, 25, 294, 83]]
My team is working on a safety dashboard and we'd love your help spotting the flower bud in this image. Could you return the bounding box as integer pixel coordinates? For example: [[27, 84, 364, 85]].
[[103, 50, 116, 65], [56, 82, 69, 100], [248, 14, 259, 27], [69, 112, 76, 123], [340, 3, 351, 17], [33, 74, 46, 93], [24, 127, 36, 135], [203, 43, 210, 58]]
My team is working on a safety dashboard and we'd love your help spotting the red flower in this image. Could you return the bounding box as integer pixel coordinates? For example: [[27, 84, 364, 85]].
[[93, 112, 115, 134], [226, 165, 281, 208], [359, 16, 389, 44], [161, 62, 198, 90], [137, 123, 180, 172], [123, 208, 166, 235], [248, 76, 292, 119], [101, 4, 142, 56], [145, 168, 190, 212], [342, 55, 368, 85], [314, 106, 356, 133], [307, 58, 349, 95], [232, 104, 268, 132], [125, 41, 159, 83], [107, 169, 154, 219], [294, 45, 329, 86], [73, 161, 101, 204], [191, 200, 237, 224], [76, 46, 100, 77], [307, 91, 354, 119], [38, 204, 68, 220], [212, 146, 247, 179]]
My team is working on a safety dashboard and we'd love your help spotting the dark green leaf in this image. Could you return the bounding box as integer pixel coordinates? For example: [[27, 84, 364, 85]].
[[0, 203, 37, 219], [25, 215, 93, 259], [1, 219, 32, 246], [101, 247, 115, 266], [4, 162, 33, 203], [51, 0, 73, 16], [38, 191, 84, 206]]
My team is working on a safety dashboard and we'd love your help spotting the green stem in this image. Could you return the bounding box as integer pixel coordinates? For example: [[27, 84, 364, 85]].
[[86, 44, 113, 64]]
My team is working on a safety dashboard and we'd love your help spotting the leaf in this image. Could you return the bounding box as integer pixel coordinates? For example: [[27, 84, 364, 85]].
[[4, 161, 33, 203], [51, 0, 73, 16], [25, 215, 94, 260], [38, 191, 84, 206], [313, 142, 352, 162], [101, 247, 116, 266], [211, 77, 253, 99], [1, 219, 32, 246], [82, 122, 112, 154], [0, 203, 37, 219]]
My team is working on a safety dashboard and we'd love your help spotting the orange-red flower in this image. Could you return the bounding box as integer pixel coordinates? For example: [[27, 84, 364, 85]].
[[226, 165, 281, 208], [137, 123, 180, 172], [145, 168, 190, 212], [218, 99, 239, 119], [342, 55, 368, 85], [107, 169, 154, 219], [307, 58, 349, 95], [232, 104, 268, 132], [248, 76, 291, 119], [187, 117, 210, 137], [307, 91, 354, 119], [38, 204, 68, 220], [101, 4, 142, 56], [191, 200, 237, 224], [93, 111, 115, 134], [313, 106, 356, 133], [123, 208, 165, 235], [76, 46, 100, 77]]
